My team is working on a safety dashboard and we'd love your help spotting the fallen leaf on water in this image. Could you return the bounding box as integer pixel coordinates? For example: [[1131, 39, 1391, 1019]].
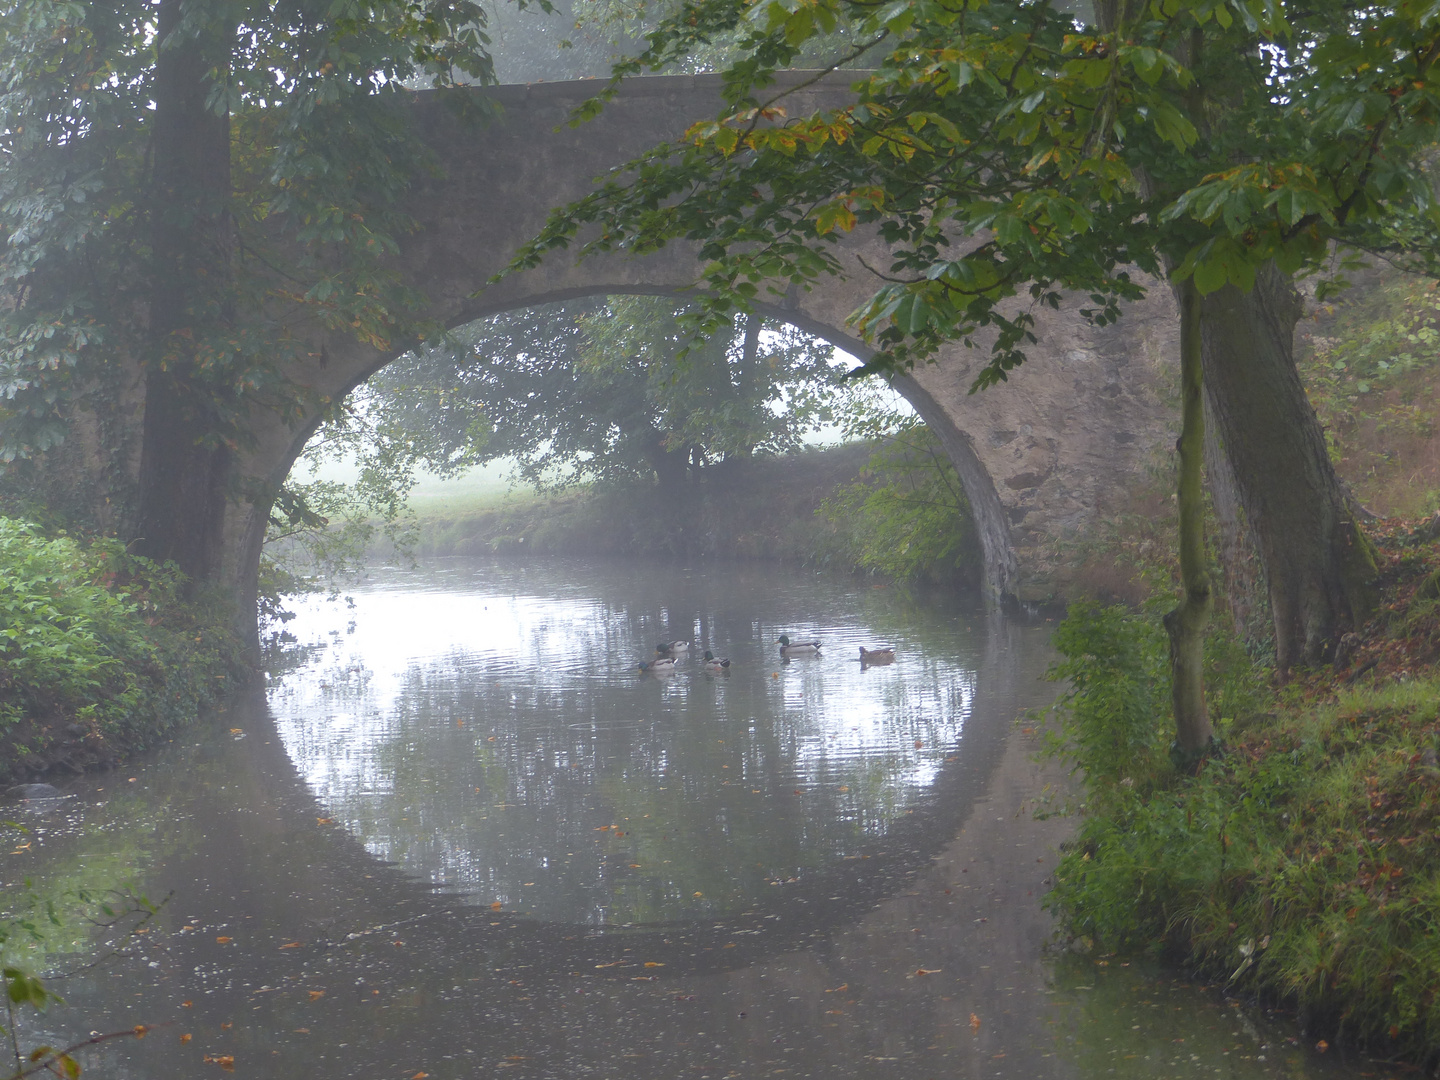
[[824, 984, 848, 994], [392, 940, 404, 947], [722, 943, 736, 949], [969, 1013, 981, 1032], [203, 1055, 235, 1071], [215, 937, 232, 944], [643, 962, 664, 968], [1316, 1040, 1329, 1052], [278, 941, 301, 950], [180, 1034, 192, 1044], [629, 863, 641, 868], [914, 968, 941, 976], [594, 961, 625, 968], [229, 729, 243, 735], [293, 1028, 310, 1034], [181, 1001, 193, 1008], [316, 817, 334, 825], [523, 882, 535, 887], [692, 892, 704, 898], [413, 1073, 429, 1079], [220, 1023, 231, 1030], [490, 902, 502, 910], [914, 740, 923, 749], [134, 1025, 149, 1038], [308, 991, 325, 1001], [838, 786, 850, 793]]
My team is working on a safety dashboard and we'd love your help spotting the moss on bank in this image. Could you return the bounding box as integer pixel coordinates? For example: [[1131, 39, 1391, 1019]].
[[1043, 519, 1440, 1064], [0, 516, 248, 784]]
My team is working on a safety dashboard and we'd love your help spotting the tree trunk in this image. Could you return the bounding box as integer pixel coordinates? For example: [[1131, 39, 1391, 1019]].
[[1165, 279, 1216, 755], [133, 0, 234, 582], [1199, 263, 1377, 670], [1202, 398, 1267, 642], [645, 429, 690, 492]]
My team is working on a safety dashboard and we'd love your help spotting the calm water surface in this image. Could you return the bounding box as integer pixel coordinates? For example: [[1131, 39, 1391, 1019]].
[[0, 558, 1393, 1079]]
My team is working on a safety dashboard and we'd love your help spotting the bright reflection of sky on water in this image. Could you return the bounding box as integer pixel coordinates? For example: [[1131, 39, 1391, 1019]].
[[268, 559, 980, 923]]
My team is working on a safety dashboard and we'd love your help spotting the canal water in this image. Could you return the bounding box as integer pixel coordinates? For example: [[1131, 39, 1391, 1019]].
[[1, 558, 1389, 1079]]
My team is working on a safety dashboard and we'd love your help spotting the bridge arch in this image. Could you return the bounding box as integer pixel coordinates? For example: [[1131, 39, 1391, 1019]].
[[229, 73, 1181, 633]]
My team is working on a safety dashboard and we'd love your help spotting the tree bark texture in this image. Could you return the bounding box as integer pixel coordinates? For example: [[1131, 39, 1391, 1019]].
[[1199, 264, 1377, 669], [1165, 280, 1216, 754], [133, 0, 235, 582], [1202, 398, 1267, 642]]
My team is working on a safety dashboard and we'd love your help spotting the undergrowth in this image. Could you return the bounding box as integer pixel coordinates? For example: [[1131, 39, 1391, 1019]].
[[0, 516, 247, 783], [1042, 527, 1440, 1062]]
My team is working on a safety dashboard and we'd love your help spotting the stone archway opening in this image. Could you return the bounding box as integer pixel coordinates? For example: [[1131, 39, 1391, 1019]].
[[267, 290, 1012, 605]]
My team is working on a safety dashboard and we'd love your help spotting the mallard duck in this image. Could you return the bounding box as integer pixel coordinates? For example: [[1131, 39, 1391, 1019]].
[[777, 634, 822, 655], [859, 645, 896, 665], [637, 657, 677, 674], [656, 640, 690, 655], [702, 650, 731, 671]]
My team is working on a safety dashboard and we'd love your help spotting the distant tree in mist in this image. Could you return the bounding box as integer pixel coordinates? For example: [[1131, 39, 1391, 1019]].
[[365, 296, 850, 490]]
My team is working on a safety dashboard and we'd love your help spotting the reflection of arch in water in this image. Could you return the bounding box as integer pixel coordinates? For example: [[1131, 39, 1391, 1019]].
[[232, 72, 1183, 622], [171, 604, 1053, 969], [53, 616, 1064, 1078]]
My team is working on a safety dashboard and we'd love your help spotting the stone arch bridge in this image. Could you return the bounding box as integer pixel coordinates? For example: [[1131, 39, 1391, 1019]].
[[223, 73, 1182, 626]]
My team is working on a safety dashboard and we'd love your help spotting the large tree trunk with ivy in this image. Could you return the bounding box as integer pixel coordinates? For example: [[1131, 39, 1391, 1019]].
[[1166, 280, 1216, 754], [133, 0, 235, 582], [1199, 263, 1377, 670]]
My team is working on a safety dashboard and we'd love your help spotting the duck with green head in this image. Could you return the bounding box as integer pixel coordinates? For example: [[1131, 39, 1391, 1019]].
[[777, 634, 822, 655], [702, 650, 731, 671], [637, 657, 677, 674]]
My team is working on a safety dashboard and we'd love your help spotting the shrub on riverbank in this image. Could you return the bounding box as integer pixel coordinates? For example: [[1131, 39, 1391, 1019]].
[[0, 517, 247, 784], [1044, 522, 1440, 1062]]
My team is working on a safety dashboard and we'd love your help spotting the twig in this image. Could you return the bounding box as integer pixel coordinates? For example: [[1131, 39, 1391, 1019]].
[[6, 1025, 161, 1080]]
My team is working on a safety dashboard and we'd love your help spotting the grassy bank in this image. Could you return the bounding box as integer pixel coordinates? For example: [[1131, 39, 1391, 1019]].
[[391, 442, 981, 585], [1043, 518, 1440, 1063], [0, 516, 248, 785]]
